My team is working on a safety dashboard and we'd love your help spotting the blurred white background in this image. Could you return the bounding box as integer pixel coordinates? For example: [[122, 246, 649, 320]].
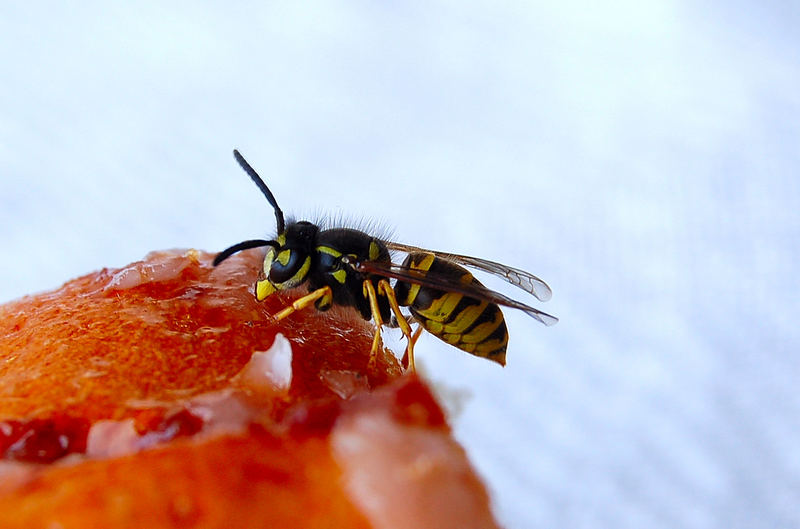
[[2, 2, 799, 527]]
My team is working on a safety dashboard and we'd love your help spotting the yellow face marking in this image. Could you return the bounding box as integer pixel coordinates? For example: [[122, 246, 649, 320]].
[[262, 248, 276, 276], [256, 279, 276, 301], [332, 269, 347, 284], [277, 249, 292, 266]]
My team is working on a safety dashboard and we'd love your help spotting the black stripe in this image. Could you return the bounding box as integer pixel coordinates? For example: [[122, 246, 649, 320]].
[[482, 322, 509, 361], [461, 303, 500, 336], [444, 295, 483, 325], [485, 318, 509, 344]]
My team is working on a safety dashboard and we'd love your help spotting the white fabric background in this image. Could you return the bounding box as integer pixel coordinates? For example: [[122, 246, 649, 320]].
[[2, 3, 798, 528]]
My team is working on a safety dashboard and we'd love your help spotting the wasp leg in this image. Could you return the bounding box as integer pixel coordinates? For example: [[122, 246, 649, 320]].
[[401, 326, 424, 371], [273, 286, 333, 321], [410, 326, 423, 369], [362, 280, 385, 368], [377, 279, 417, 372]]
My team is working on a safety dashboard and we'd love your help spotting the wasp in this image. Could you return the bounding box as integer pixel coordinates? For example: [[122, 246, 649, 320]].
[[214, 150, 557, 370]]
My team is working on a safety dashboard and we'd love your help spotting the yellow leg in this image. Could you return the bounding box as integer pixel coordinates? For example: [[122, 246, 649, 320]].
[[408, 325, 422, 372], [377, 279, 417, 372], [273, 286, 333, 321], [404, 326, 424, 372], [363, 280, 385, 368]]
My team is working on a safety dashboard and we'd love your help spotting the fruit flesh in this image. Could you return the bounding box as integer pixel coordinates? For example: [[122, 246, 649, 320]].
[[0, 249, 499, 528]]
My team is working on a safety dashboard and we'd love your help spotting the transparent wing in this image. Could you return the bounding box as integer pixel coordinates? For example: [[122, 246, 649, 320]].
[[384, 241, 553, 302], [354, 259, 558, 326]]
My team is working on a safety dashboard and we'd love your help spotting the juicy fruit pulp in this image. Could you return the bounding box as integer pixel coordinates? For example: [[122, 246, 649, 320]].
[[0, 249, 498, 529]]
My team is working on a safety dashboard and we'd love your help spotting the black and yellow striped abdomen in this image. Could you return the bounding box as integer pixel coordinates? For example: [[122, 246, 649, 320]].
[[394, 253, 509, 366]]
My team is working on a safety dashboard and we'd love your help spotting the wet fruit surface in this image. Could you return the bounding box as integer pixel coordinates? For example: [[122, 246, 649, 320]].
[[0, 415, 90, 463], [0, 250, 399, 424], [0, 249, 498, 528]]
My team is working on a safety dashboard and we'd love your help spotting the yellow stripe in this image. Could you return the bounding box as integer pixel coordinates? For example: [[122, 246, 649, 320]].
[[405, 253, 435, 305], [332, 269, 347, 284], [425, 320, 443, 334], [460, 343, 477, 353], [443, 302, 488, 334], [317, 246, 342, 257], [369, 241, 380, 260], [418, 291, 463, 322], [441, 333, 462, 345], [473, 335, 508, 357], [460, 310, 505, 344]]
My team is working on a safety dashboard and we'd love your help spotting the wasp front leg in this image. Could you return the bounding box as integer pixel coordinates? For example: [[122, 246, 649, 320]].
[[273, 286, 333, 321]]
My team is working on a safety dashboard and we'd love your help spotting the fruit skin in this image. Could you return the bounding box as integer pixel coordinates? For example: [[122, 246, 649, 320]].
[[0, 249, 499, 529]]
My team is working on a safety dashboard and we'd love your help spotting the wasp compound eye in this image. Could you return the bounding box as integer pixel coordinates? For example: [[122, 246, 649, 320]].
[[268, 249, 307, 285]]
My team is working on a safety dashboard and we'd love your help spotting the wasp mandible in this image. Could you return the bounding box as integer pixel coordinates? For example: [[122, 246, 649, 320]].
[[214, 150, 557, 370]]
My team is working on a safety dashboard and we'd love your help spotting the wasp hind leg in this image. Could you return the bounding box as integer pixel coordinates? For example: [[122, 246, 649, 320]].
[[377, 279, 418, 372], [403, 326, 424, 372], [272, 286, 333, 321]]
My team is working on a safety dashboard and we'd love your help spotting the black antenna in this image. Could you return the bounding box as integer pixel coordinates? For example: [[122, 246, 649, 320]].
[[233, 149, 285, 234], [213, 239, 279, 266]]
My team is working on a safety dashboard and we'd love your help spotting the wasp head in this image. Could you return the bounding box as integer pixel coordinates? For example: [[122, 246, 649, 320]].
[[255, 221, 318, 300], [214, 150, 318, 301]]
